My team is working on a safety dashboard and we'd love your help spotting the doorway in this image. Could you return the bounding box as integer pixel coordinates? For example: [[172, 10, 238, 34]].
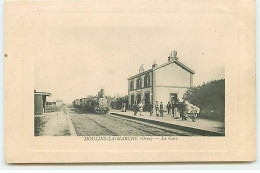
[[131, 94, 134, 107], [137, 93, 141, 104], [144, 92, 150, 111], [170, 93, 178, 103]]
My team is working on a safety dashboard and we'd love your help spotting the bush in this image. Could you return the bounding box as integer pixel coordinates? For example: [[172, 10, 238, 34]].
[[183, 79, 225, 120], [111, 95, 128, 109], [45, 106, 61, 113], [34, 116, 47, 136]]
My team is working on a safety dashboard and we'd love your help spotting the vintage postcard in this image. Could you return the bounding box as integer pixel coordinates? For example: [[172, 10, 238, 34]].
[[4, 0, 256, 163]]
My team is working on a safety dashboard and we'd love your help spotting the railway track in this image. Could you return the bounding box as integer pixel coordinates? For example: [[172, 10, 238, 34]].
[[106, 113, 193, 136], [84, 114, 158, 136], [80, 114, 118, 136], [69, 107, 198, 136]]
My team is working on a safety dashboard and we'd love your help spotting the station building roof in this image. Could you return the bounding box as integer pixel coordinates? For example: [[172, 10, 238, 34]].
[[34, 90, 52, 96], [128, 59, 194, 80]]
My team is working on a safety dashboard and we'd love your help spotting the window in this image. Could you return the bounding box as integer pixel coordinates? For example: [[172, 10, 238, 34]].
[[144, 76, 147, 87], [147, 75, 150, 86], [130, 80, 134, 90], [136, 78, 142, 89], [144, 75, 150, 87]]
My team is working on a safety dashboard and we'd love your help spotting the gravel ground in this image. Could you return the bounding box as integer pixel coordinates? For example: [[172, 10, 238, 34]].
[[34, 106, 71, 136]]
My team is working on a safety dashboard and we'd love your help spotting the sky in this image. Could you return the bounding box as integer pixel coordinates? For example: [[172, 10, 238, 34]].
[[31, 8, 233, 103]]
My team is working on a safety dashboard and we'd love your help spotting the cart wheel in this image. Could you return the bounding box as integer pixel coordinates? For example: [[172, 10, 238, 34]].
[[192, 114, 198, 122]]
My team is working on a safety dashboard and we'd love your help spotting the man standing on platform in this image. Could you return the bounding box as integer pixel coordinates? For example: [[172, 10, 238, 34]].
[[133, 101, 138, 116], [160, 102, 164, 117], [149, 102, 153, 116], [167, 102, 171, 115], [138, 101, 144, 116], [171, 100, 176, 118], [155, 101, 159, 116]]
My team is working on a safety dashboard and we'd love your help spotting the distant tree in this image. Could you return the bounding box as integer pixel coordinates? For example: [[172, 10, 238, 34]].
[[117, 95, 129, 107], [111, 95, 129, 109], [118, 95, 129, 103], [183, 79, 225, 118]]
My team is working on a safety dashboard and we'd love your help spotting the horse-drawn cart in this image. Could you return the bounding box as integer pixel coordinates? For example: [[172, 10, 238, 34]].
[[183, 102, 200, 122]]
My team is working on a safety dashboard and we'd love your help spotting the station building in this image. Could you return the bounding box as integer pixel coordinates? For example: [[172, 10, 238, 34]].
[[127, 51, 194, 111], [55, 99, 63, 106], [34, 90, 52, 115]]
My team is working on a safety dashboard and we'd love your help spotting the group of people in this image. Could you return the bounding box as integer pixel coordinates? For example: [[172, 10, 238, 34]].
[[132, 99, 186, 119], [133, 101, 145, 116], [153, 100, 184, 118]]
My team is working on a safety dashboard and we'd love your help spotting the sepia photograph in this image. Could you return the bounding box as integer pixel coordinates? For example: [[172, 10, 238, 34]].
[[33, 26, 225, 137]]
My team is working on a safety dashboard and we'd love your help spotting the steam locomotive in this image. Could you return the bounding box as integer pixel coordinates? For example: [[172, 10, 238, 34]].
[[73, 89, 109, 114]]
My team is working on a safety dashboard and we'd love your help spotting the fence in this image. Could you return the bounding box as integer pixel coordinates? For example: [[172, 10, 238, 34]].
[[45, 106, 61, 113]]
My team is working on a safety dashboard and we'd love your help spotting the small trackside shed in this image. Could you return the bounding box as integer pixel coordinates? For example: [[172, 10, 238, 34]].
[[34, 90, 52, 115]]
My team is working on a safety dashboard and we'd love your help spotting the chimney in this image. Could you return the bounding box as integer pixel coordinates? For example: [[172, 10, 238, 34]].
[[98, 89, 105, 97], [139, 64, 144, 73], [152, 60, 158, 68], [168, 50, 178, 62], [100, 89, 105, 96]]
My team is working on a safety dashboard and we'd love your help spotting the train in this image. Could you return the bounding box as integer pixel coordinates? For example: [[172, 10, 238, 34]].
[[73, 89, 109, 114]]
